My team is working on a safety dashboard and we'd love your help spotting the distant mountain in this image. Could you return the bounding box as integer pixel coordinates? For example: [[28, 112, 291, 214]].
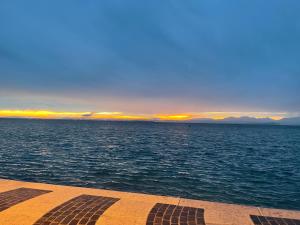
[[1, 115, 300, 125], [221, 116, 277, 124], [278, 117, 300, 126], [188, 116, 300, 125], [185, 118, 216, 123]]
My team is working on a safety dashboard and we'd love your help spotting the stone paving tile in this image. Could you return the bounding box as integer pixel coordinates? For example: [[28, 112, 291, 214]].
[[1, 180, 300, 225], [146, 203, 206, 225], [33, 194, 119, 225], [250, 215, 300, 225], [0, 188, 51, 212]]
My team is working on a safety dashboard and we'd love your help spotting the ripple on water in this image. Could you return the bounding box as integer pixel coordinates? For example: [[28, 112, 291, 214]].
[[0, 119, 300, 210]]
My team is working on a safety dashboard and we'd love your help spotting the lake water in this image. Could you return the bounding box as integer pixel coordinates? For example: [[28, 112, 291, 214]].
[[0, 119, 299, 210]]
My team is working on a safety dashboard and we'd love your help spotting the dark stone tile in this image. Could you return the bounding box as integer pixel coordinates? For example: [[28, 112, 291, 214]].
[[0, 188, 51, 212], [250, 215, 300, 225], [146, 203, 206, 225], [33, 194, 119, 225]]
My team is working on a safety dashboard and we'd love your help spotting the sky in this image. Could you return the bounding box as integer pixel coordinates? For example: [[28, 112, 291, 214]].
[[0, 0, 299, 120]]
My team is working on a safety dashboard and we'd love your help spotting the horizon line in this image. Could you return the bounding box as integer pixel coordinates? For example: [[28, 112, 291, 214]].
[[0, 109, 298, 122]]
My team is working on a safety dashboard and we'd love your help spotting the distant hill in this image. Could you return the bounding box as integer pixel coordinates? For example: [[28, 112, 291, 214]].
[[278, 117, 300, 125], [220, 116, 276, 124], [1, 116, 300, 125], [188, 116, 300, 125]]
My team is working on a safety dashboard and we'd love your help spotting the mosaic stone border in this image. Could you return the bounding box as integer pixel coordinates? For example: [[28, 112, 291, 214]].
[[0, 188, 51, 212], [250, 215, 300, 225], [146, 203, 206, 225], [34, 194, 119, 225]]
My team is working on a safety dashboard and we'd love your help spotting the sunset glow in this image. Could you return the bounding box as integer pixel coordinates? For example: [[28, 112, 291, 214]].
[[0, 110, 289, 121], [0, 110, 148, 121], [155, 114, 194, 121]]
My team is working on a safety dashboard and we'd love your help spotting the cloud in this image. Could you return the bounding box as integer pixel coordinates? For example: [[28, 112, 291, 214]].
[[0, 0, 299, 113], [81, 112, 95, 117]]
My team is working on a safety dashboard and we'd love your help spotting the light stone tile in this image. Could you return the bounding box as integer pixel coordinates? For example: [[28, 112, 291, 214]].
[[0, 188, 81, 225], [97, 198, 179, 225], [0, 179, 299, 225], [258, 207, 300, 220], [179, 198, 261, 225]]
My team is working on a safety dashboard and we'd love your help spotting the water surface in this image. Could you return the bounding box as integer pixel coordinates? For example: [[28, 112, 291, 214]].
[[0, 119, 299, 210]]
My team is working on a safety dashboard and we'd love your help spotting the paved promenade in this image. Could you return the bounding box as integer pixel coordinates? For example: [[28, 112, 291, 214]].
[[0, 179, 299, 225]]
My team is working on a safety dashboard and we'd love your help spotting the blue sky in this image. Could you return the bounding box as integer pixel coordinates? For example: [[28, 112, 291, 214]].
[[0, 0, 299, 116]]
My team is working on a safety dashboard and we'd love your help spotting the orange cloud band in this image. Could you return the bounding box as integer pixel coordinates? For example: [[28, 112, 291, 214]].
[[0, 110, 285, 121]]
